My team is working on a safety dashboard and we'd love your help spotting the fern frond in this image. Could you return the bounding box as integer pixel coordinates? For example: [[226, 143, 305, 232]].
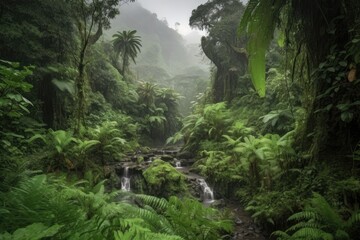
[[144, 232, 184, 240], [135, 206, 175, 235], [286, 221, 323, 232], [135, 194, 169, 212], [271, 230, 291, 240], [346, 212, 360, 228], [291, 227, 333, 240], [288, 211, 318, 222]]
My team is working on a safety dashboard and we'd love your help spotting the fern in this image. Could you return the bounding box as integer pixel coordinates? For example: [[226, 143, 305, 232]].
[[286, 221, 323, 232], [275, 192, 360, 240], [271, 230, 291, 239], [288, 211, 319, 222], [0, 223, 63, 240], [291, 227, 333, 239], [346, 212, 360, 228], [135, 194, 169, 212]]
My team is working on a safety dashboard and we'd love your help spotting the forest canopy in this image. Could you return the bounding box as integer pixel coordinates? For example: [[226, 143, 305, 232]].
[[0, 0, 360, 239]]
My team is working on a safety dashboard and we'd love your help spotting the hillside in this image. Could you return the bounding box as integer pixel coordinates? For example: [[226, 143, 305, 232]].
[[107, 3, 208, 78]]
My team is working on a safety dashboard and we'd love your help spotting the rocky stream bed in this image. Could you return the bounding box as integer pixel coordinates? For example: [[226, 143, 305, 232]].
[[108, 147, 266, 240]]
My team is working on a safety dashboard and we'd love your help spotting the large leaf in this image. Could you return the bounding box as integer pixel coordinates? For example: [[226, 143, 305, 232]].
[[238, 0, 285, 97], [52, 78, 75, 95], [4, 223, 63, 240]]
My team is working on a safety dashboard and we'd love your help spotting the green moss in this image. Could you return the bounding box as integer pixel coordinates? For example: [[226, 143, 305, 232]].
[[143, 159, 188, 198]]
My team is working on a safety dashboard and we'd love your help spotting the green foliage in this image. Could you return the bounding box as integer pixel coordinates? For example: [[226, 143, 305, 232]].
[[0, 223, 63, 240], [179, 102, 232, 151], [143, 159, 188, 198], [112, 30, 142, 76], [0, 60, 33, 118], [135, 82, 181, 144], [28, 129, 77, 170], [0, 175, 161, 239], [135, 194, 233, 240], [273, 193, 360, 240], [314, 44, 360, 124], [238, 0, 285, 96], [87, 121, 129, 162], [87, 44, 139, 111], [0, 60, 35, 155], [232, 132, 296, 189], [197, 150, 238, 184], [245, 190, 300, 227], [190, 0, 247, 102], [27, 124, 132, 172], [0, 174, 231, 240]]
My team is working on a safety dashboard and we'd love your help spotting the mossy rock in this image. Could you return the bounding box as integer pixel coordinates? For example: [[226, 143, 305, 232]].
[[143, 159, 188, 198]]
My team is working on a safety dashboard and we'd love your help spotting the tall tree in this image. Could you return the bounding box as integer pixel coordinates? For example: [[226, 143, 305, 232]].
[[112, 30, 142, 79], [69, 0, 135, 133], [0, 0, 76, 128], [190, 0, 248, 102]]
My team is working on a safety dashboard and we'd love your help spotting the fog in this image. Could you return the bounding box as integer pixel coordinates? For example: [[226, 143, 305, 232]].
[[136, 0, 208, 35]]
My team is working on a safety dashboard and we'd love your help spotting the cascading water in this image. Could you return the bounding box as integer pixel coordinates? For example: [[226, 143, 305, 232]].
[[147, 156, 154, 163], [198, 179, 214, 203], [121, 166, 131, 191], [174, 158, 182, 168]]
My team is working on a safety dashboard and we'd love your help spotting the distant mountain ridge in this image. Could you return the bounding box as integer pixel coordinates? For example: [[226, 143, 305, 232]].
[[106, 2, 209, 116], [107, 2, 200, 77]]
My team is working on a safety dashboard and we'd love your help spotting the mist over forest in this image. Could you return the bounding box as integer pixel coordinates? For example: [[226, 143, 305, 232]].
[[1, 0, 360, 239], [106, 2, 210, 115]]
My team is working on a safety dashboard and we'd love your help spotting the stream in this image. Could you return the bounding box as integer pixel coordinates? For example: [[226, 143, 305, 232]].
[[112, 147, 266, 240]]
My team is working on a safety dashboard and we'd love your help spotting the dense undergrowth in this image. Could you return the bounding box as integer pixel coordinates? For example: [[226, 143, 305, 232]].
[[168, 0, 360, 238], [0, 174, 232, 240], [0, 1, 231, 238], [0, 40, 232, 240], [1, 0, 360, 239]]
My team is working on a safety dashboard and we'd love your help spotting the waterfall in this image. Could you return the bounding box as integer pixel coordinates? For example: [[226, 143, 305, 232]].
[[175, 159, 182, 168], [198, 179, 214, 203], [147, 156, 153, 163], [121, 166, 130, 191]]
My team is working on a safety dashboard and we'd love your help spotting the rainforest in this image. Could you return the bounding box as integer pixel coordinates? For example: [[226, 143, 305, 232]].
[[1, 0, 360, 239]]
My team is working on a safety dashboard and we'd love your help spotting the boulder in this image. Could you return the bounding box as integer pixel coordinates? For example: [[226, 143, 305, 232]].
[[176, 151, 195, 159]]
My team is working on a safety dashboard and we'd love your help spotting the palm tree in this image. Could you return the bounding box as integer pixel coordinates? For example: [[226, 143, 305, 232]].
[[112, 30, 142, 78]]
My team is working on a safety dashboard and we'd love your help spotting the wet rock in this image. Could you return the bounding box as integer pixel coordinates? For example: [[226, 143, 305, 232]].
[[153, 149, 166, 155], [160, 154, 174, 161], [235, 217, 243, 225], [176, 151, 195, 159], [164, 150, 178, 155], [210, 199, 226, 208], [181, 158, 196, 166]]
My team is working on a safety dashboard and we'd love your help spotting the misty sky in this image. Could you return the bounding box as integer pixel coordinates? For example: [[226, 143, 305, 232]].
[[136, 0, 208, 35]]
